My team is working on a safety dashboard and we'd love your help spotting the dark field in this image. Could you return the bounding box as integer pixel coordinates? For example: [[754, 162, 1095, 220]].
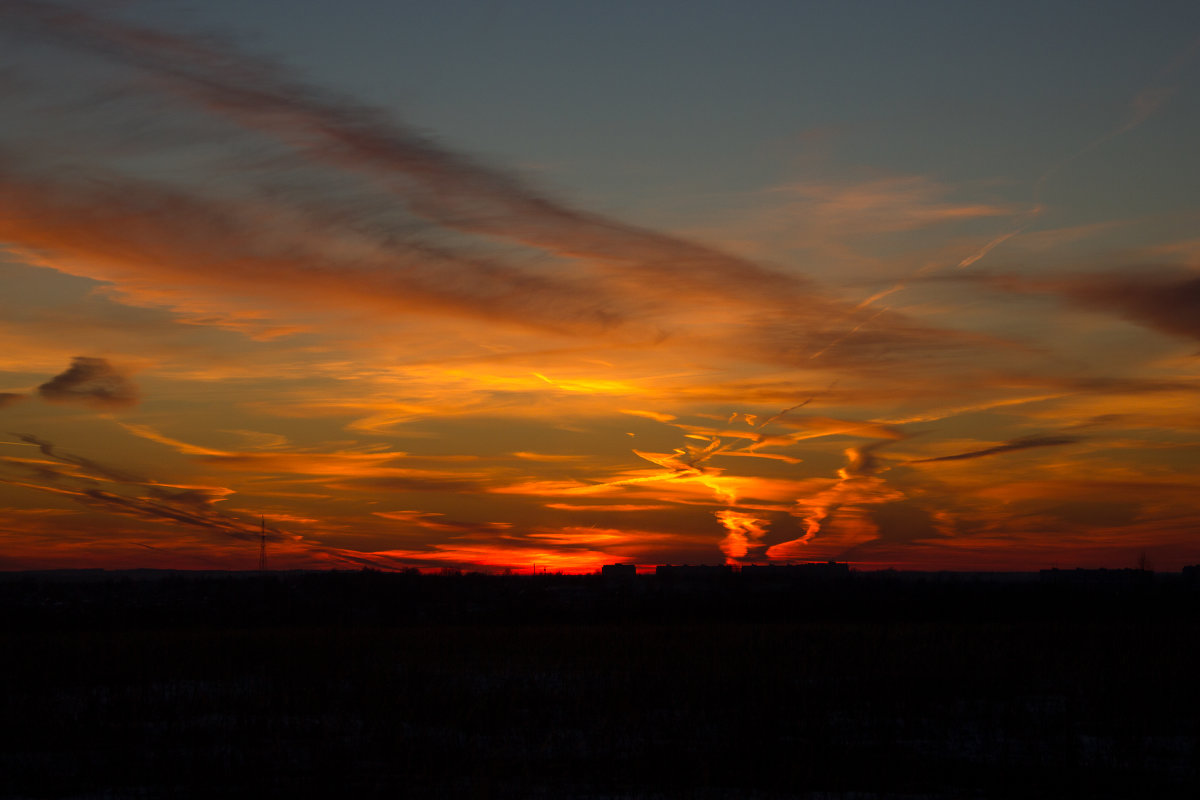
[[2, 571, 1198, 798]]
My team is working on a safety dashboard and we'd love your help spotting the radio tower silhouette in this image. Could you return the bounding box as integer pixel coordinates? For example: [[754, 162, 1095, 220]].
[[258, 515, 267, 573]]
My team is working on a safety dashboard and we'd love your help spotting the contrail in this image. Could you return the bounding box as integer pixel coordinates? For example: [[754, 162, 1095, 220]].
[[957, 34, 1200, 270], [5, 431, 292, 543], [955, 216, 1041, 269], [809, 307, 889, 360], [910, 434, 1079, 463]]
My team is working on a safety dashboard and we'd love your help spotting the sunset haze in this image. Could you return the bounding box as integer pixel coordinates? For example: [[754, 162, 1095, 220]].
[[2, 0, 1200, 573]]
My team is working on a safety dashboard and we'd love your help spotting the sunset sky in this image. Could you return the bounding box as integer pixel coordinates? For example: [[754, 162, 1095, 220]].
[[2, 0, 1199, 572]]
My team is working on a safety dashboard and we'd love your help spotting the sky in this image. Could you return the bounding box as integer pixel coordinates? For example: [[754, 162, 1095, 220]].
[[2, 0, 1199, 572]]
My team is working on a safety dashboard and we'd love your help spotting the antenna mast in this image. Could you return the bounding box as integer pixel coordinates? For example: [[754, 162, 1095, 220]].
[[258, 515, 267, 573]]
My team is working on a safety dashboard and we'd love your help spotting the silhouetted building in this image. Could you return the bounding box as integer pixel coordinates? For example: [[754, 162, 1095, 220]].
[[601, 563, 637, 582], [1039, 568, 1153, 587], [741, 562, 850, 581], [655, 565, 733, 580]]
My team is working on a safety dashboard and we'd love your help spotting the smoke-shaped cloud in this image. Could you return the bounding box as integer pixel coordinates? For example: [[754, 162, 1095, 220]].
[[0, 392, 26, 409], [715, 509, 770, 562], [36, 356, 139, 408]]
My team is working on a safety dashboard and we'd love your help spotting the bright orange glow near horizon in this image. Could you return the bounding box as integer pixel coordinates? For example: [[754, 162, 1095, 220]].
[[2, 2, 1200, 573]]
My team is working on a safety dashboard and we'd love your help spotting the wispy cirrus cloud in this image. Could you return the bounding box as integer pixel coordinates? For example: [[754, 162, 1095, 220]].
[[0, 0, 1000, 376], [119, 422, 500, 489], [0, 159, 629, 338], [0, 0, 813, 307]]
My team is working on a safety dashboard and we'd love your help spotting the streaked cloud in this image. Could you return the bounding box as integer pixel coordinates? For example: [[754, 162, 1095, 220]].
[[1055, 270, 1200, 342], [911, 435, 1081, 464]]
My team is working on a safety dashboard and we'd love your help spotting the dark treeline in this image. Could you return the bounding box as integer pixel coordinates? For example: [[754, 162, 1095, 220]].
[[3, 570, 1199, 798]]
